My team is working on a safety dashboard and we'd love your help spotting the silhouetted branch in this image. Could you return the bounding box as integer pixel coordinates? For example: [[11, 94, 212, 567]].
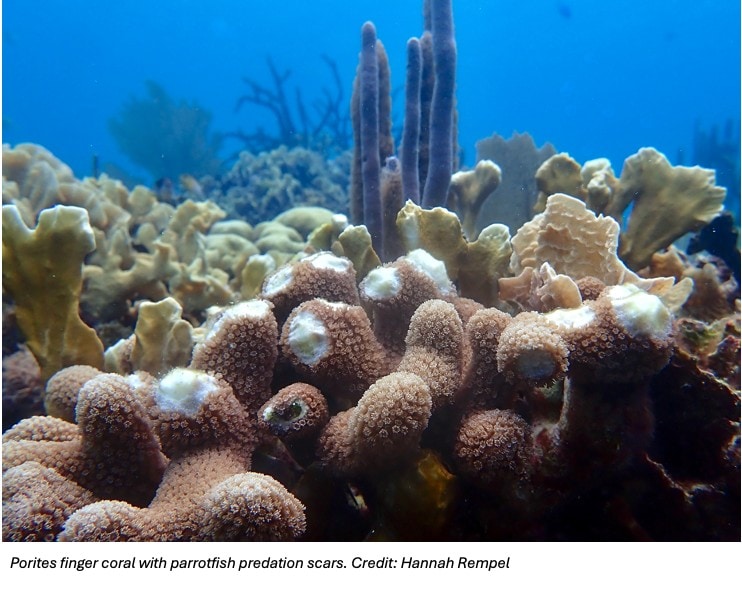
[[231, 56, 351, 157]]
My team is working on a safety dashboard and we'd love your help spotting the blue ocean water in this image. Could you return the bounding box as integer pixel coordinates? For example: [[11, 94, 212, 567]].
[[2, 0, 740, 193]]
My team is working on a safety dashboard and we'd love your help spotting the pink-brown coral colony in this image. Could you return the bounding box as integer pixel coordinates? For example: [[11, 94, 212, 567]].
[[2, 135, 740, 541], [2, 0, 740, 540]]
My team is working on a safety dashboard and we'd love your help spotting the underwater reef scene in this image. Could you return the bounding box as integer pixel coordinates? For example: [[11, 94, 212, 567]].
[[1, 0, 740, 542]]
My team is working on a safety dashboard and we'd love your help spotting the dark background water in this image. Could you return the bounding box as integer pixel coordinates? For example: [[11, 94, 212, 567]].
[[2, 0, 740, 190]]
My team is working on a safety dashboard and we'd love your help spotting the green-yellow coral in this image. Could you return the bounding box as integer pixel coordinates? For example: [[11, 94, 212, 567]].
[[274, 207, 337, 239], [448, 159, 502, 240], [334, 224, 382, 282], [131, 297, 194, 376], [2, 204, 104, 381], [611, 148, 727, 270], [395, 201, 512, 306], [532, 148, 726, 271]]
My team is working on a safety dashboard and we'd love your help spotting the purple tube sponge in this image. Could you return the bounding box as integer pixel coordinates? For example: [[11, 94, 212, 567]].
[[422, 0, 456, 208], [376, 40, 394, 164], [360, 21, 383, 253], [401, 37, 422, 203], [381, 156, 405, 261], [418, 32, 435, 196]]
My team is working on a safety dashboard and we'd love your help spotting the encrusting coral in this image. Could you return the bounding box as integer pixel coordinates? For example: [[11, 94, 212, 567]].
[[200, 147, 350, 225]]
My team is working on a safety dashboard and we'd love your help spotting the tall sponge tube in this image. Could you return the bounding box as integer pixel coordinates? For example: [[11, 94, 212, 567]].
[[422, 0, 457, 207]]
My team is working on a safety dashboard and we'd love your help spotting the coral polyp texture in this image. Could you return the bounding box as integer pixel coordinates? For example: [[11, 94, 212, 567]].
[[3, 144, 739, 541], [2, 1, 739, 542]]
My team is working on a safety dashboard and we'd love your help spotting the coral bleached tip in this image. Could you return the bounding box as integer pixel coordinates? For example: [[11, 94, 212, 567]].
[[361, 267, 402, 299], [605, 284, 672, 339], [155, 368, 219, 415], [287, 310, 330, 366]]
